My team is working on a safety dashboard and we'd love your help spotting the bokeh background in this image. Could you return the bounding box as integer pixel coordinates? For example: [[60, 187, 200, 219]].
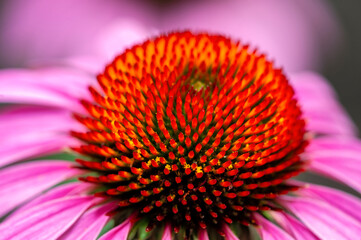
[[0, 0, 359, 132], [323, 0, 361, 135]]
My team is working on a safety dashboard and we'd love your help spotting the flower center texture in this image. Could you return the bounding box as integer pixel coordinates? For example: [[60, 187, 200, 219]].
[[72, 32, 307, 235]]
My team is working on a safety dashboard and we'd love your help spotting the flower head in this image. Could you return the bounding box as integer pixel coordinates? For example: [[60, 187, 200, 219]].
[[0, 31, 360, 239], [73, 32, 307, 233]]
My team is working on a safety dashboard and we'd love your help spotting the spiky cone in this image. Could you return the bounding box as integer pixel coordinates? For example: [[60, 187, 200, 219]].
[[72, 32, 307, 239]]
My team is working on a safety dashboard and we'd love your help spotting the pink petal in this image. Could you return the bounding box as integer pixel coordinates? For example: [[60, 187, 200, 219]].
[[10, 182, 91, 219], [271, 211, 318, 240], [198, 229, 209, 240], [298, 183, 361, 222], [222, 225, 239, 240], [281, 196, 361, 239], [0, 78, 77, 108], [0, 134, 78, 167], [0, 68, 93, 111], [161, 224, 172, 240], [0, 195, 96, 240], [254, 214, 293, 240], [59, 202, 117, 240], [303, 113, 355, 136], [307, 136, 361, 152], [98, 217, 132, 240], [0, 160, 82, 216], [0, 106, 83, 147], [307, 137, 361, 193], [0, 106, 83, 137], [290, 72, 357, 136], [0, 106, 83, 167], [310, 161, 361, 194]]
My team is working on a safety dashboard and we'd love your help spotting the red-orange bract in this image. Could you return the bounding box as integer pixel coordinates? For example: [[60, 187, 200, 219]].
[[71, 32, 306, 235]]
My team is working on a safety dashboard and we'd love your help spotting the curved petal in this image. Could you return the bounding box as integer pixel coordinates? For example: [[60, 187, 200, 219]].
[[10, 182, 91, 220], [290, 72, 357, 136], [297, 183, 361, 222], [271, 211, 318, 240], [0, 195, 96, 240], [307, 136, 361, 152], [0, 106, 83, 138], [161, 0, 340, 72], [198, 229, 209, 240], [310, 161, 361, 194], [0, 68, 93, 111], [0, 106, 84, 148], [59, 202, 117, 240], [0, 134, 77, 167], [0, 106, 83, 167], [161, 224, 172, 240], [222, 225, 239, 240], [0, 160, 82, 217], [280, 196, 361, 239], [307, 137, 361, 193], [254, 214, 294, 240], [98, 217, 132, 240]]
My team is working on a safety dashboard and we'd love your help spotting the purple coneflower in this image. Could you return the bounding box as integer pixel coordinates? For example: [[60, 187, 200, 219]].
[[0, 31, 360, 240]]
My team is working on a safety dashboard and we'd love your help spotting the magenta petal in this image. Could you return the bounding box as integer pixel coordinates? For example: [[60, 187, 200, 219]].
[[222, 225, 239, 240], [0, 78, 78, 108], [0, 68, 93, 111], [307, 137, 361, 193], [0, 160, 82, 216], [310, 161, 361, 193], [307, 136, 361, 152], [0, 195, 96, 240], [271, 211, 318, 240], [98, 217, 132, 240], [59, 202, 117, 240], [281, 196, 361, 239], [298, 183, 361, 222], [10, 182, 90, 219], [254, 214, 293, 240], [0, 135, 77, 167], [290, 72, 357, 136], [0, 106, 82, 167], [161, 224, 172, 240], [0, 106, 83, 137], [198, 229, 209, 240]]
